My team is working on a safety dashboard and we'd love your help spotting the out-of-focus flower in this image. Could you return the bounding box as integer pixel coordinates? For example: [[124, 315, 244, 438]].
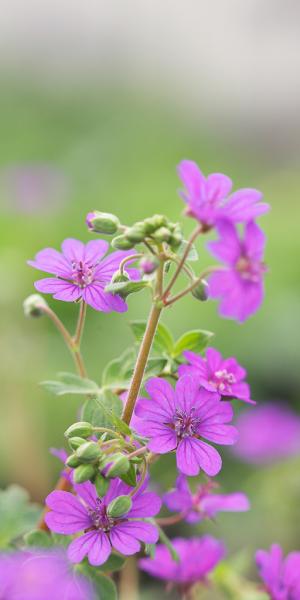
[[0, 550, 95, 599], [139, 535, 225, 588], [207, 219, 267, 322], [1, 164, 68, 215], [163, 475, 249, 523], [178, 347, 254, 404], [45, 478, 161, 566], [232, 403, 300, 464], [177, 160, 269, 228], [28, 238, 140, 312], [256, 544, 300, 600], [135, 376, 238, 477]]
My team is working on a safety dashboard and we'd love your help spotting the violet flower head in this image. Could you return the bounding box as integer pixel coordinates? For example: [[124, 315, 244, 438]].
[[178, 346, 254, 404], [139, 536, 225, 587], [207, 219, 267, 322], [28, 238, 139, 312], [232, 403, 300, 465], [135, 376, 238, 477], [177, 160, 269, 228], [163, 475, 249, 523], [256, 544, 300, 600], [45, 478, 161, 566], [0, 550, 95, 600]]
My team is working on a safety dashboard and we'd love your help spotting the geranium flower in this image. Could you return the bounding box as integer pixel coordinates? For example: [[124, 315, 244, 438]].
[[163, 475, 249, 523], [28, 238, 139, 312], [139, 536, 225, 589], [178, 347, 254, 404], [45, 478, 161, 566], [256, 544, 300, 600], [207, 219, 267, 322], [0, 550, 95, 599], [232, 403, 300, 464], [135, 376, 238, 477], [177, 160, 269, 228]]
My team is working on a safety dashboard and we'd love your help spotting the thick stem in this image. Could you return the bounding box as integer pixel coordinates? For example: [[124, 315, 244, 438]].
[[121, 261, 164, 425], [163, 225, 202, 299]]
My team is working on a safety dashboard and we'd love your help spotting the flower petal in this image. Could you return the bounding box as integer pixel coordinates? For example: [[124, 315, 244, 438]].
[[177, 438, 222, 477], [206, 173, 232, 202], [28, 248, 71, 277], [144, 378, 176, 416], [34, 278, 81, 302], [61, 239, 85, 263], [175, 375, 199, 413], [207, 220, 240, 264], [45, 491, 91, 534], [116, 521, 159, 544], [127, 492, 162, 518], [110, 528, 141, 555], [84, 240, 109, 264], [67, 531, 107, 564]]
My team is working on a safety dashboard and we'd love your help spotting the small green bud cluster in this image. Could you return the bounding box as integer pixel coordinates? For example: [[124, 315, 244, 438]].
[[111, 215, 183, 250]]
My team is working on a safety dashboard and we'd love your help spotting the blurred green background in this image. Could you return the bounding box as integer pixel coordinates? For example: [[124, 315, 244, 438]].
[[1, 2, 300, 595]]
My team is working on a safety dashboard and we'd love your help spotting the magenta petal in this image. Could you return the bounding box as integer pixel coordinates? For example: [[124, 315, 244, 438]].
[[82, 284, 112, 312], [110, 528, 141, 555], [84, 240, 108, 263], [147, 430, 177, 454], [206, 173, 232, 201], [127, 492, 162, 518], [61, 239, 85, 262], [202, 492, 250, 517], [177, 438, 222, 477], [145, 378, 176, 415], [197, 424, 238, 445], [34, 278, 81, 302], [73, 481, 98, 510], [115, 521, 159, 544], [244, 221, 266, 260], [28, 248, 71, 277], [67, 531, 105, 564], [177, 160, 205, 201], [175, 376, 199, 413], [45, 491, 91, 534], [176, 438, 201, 476], [207, 220, 240, 264], [88, 532, 111, 566], [135, 397, 174, 421]]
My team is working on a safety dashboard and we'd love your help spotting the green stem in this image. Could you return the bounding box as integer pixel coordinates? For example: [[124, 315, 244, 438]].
[[162, 224, 202, 299], [119, 253, 142, 275], [155, 512, 186, 526], [164, 265, 222, 307], [121, 261, 164, 425], [73, 301, 87, 347]]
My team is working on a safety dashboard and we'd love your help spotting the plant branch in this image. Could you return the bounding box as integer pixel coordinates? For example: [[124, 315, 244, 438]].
[[162, 225, 202, 299], [164, 265, 222, 307]]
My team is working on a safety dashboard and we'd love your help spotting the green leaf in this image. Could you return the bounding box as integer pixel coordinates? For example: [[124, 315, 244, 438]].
[[24, 529, 52, 548], [130, 321, 174, 355], [99, 553, 126, 573], [78, 564, 118, 600], [144, 358, 168, 378], [102, 348, 135, 390], [0, 485, 41, 548], [41, 372, 99, 396], [81, 389, 131, 436], [172, 329, 214, 358], [178, 240, 199, 261], [120, 463, 137, 487]]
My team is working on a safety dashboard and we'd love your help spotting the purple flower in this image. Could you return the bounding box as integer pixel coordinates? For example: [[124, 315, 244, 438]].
[[178, 160, 269, 228], [45, 478, 161, 566], [207, 219, 267, 322], [28, 238, 139, 312], [139, 536, 225, 588], [178, 347, 254, 404], [256, 544, 300, 600], [135, 376, 238, 477], [163, 475, 249, 523], [0, 550, 95, 599], [232, 403, 300, 465]]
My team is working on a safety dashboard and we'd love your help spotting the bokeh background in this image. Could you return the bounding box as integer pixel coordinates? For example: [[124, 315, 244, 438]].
[[1, 1, 300, 596]]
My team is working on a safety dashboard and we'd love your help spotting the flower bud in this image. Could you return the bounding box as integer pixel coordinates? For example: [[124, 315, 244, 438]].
[[143, 214, 168, 234], [23, 294, 48, 318], [111, 235, 135, 250], [94, 473, 110, 497], [73, 464, 96, 484], [76, 441, 102, 463], [169, 224, 183, 249], [86, 211, 120, 235], [68, 437, 87, 451], [65, 453, 81, 468], [125, 222, 147, 243], [191, 279, 209, 302], [111, 270, 130, 284], [64, 422, 93, 439], [152, 227, 171, 243], [105, 453, 130, 478], [107, 495, 132, 518], [139, 255, 159, 275]]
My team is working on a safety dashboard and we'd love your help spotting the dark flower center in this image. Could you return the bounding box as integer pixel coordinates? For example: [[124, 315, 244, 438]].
[[173, 408, 200, 439], [71, 260, 95, 287], [210, 369, 236, 393], [87, 499, 115, 532], [235, 256, 266, 283]]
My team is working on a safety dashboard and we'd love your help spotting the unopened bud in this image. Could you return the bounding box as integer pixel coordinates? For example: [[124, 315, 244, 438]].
[[107, 495, 132, 518], [191, 279, 209, 302], [23, 294, 48, 318], [73, 464, 96, 484], [65, 422, 93, 439], [111, 270, 130, 284], [139, 255, 159, 275], [169, 224, 183, 249], [94, 473, 110, 497], [76, 441, 102, 463], [106, 453, 130, 478], [111, 235, 135, 250], [86, 211, 120, 235], [152, 227, 171, 243], [68, 437, 87, 451], [125, 222, 147, 243], [143, 214, 168, 234], [65, 453, 81, 468]]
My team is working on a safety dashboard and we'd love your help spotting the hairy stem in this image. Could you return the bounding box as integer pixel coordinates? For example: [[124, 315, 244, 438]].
[[162, 225, 202, 299], [121, 261, 164, 425]]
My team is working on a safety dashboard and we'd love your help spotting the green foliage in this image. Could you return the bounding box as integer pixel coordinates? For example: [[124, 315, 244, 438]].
[[172, 329, 214, 358], [148, 519, 179, 562], [79, 562, 118, 600], [105, 280, 150, 299], [0, 486, 41, 548], [130, 321, 173, 355], [101, 348, 136, 390], [24, 529, 52, 548], [177, 240, 199, 261], [41, 372, 100, 396]]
